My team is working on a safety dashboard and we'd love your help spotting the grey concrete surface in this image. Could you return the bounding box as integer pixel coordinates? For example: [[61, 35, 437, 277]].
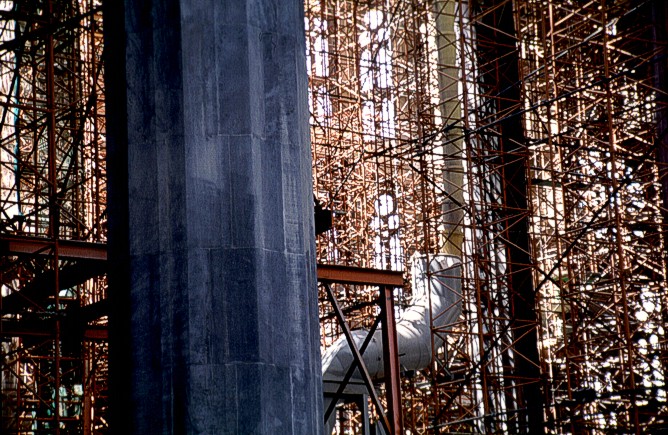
[[106, 1, 323, 433]]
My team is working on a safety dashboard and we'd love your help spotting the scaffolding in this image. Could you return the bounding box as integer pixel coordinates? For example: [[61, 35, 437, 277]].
[[0, 0, 665, 434], [306, 0, 668, 433], [0, 0, 107, 432]]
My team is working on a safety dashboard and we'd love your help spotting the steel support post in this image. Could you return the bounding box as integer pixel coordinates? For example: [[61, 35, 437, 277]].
[[380, 285, 402, 435]]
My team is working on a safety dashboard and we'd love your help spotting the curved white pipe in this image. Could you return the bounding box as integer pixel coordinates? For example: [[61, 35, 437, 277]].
[[322, 254, 462, 431]]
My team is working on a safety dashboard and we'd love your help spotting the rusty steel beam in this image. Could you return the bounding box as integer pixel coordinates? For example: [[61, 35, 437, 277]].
[[83, 326, 108, 341], [0, 320, 107, 341], [316, 264, 404, 287], [0, 244, 404, 285], [0, 235, 107, 261]]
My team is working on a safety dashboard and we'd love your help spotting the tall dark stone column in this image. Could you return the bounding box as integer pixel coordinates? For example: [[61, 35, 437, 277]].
[[105, 1, 323, 433]]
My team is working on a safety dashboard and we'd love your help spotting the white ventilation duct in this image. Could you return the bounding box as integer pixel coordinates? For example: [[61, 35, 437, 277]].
[[322, 254, 462, 432]]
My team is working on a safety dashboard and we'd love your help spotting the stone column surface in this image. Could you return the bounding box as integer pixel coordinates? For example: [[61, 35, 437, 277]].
[[105, 0, 323, 433]]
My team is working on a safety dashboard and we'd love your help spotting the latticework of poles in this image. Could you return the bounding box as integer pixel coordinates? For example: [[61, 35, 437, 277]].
[[306, 0, 668, 433], [0, 1, 107, 433]]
